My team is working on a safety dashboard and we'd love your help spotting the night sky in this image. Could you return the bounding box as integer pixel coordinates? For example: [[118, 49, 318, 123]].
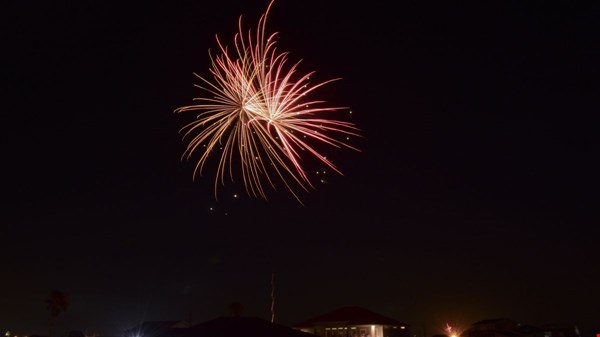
[[2, 1, 599, 337]]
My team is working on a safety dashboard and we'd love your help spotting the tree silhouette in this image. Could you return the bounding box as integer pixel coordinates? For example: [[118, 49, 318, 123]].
[[46, 290, 69, 337]]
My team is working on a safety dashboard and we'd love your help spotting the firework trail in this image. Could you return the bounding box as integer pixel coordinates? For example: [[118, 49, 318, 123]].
[[175, 0, 361, 202]]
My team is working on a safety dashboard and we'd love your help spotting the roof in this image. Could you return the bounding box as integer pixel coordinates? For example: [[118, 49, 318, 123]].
[[124, 321, 188, 337], [185, 317, 319, 337], [471, 319, 515, 326], [293, 306, 409, 328]]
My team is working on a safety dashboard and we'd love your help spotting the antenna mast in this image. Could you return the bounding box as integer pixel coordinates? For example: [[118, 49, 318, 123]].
[[270, 271, 275, 322]]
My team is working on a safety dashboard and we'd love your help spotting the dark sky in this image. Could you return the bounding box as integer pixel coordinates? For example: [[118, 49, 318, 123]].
[[2, 1, 599, 337]]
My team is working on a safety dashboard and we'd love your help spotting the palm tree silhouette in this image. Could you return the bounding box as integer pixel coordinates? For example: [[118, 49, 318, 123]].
[[46, 290, 69, 337]]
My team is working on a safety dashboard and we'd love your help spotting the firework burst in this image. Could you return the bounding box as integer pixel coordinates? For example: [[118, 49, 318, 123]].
[[175, 0, 361, 203]]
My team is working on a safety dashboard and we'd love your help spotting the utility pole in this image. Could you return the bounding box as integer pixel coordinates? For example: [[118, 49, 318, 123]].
[[270, 271, 275, 323]]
